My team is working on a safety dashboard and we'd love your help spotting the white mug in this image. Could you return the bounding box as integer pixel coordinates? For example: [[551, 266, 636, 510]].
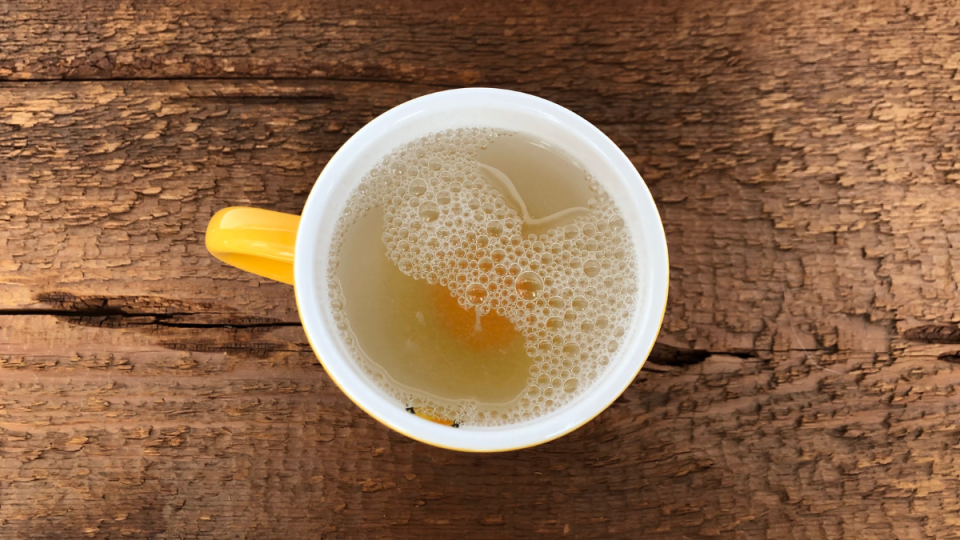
[[206, 88, 669, 451]]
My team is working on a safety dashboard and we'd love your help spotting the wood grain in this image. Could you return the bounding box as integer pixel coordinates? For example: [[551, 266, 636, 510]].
[[3, 0, 960, 537]]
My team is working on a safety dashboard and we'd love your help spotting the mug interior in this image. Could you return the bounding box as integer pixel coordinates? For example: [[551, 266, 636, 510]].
[[294, 88, 668, 452]]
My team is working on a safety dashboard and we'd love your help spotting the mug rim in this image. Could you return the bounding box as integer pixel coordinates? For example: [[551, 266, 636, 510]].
[[294, 88, 669, 452]]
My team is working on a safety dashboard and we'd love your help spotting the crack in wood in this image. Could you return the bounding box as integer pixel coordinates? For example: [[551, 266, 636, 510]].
[[159, 340, 311, 356], [20, 291, 298, 330], [8, 292, 306, 358], [903, 324, 960, 344], [0, 308, 301, 329], [646, 343, 754, 367]]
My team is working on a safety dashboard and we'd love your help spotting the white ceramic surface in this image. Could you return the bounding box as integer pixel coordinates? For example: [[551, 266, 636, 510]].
[[294, 88, 668, 452]]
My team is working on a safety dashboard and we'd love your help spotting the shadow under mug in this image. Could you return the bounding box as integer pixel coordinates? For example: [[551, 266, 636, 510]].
[[205, 88, 669, 452]]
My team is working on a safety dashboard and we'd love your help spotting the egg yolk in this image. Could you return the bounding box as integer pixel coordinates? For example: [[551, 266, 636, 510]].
[[430, 284, 521, 351]]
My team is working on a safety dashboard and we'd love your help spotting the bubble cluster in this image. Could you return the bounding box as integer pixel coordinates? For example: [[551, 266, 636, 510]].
[[328, 127, 639, 426]]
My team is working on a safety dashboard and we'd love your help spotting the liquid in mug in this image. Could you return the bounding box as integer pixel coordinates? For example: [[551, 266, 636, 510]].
[[328, 128, 639, 426]]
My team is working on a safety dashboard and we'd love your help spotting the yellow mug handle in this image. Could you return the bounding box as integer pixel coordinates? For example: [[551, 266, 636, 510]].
[[205, 207, 300, 285]]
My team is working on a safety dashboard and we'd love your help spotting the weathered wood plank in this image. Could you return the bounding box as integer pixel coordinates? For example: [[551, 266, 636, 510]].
[[0, 0, 710, 84], [0, 80, 428, 322], [3, 0, 960, 537]]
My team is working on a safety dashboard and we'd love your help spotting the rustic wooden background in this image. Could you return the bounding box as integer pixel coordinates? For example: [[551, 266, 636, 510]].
[[2, 0, 960, 537]]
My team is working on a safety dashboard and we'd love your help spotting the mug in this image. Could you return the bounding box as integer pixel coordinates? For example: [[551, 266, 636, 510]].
[[205, 88, 669, 452]]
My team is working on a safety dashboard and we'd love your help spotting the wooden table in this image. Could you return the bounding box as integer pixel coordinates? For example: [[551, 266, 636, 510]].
[[2, 0, 959, 537]]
